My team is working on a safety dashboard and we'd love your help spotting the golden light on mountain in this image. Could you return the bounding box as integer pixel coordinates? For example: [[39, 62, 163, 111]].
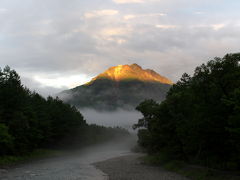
[[87, 63, 173, 85], [60, 63, 173, 110]]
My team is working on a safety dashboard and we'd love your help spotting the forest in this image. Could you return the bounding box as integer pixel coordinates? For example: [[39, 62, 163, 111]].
[[0, 66, 129, 156], [134, 53, 240, 170]]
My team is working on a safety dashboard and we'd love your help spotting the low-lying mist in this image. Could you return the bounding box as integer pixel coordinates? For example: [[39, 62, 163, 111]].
[[80, 109, 142, 132]]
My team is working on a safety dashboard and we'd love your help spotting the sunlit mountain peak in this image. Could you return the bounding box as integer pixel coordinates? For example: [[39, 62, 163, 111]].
[[86, 63, 173, 85]]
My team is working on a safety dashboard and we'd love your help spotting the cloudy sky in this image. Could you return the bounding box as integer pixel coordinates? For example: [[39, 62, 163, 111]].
[[0, 0, 240, 96]]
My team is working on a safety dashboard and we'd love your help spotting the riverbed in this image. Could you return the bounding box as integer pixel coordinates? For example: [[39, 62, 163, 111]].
[[0, 136, 136, 180]]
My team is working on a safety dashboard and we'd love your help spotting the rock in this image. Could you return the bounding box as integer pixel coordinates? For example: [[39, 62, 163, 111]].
[[0, 168, 8, 174]]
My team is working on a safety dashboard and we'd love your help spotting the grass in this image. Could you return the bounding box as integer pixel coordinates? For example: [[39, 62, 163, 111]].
[[0, 149, 63, 168], [142, 154, 240, 180]]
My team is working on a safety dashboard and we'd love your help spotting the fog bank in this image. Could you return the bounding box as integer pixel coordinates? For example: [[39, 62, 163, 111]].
[[81, 109, 142, 131]]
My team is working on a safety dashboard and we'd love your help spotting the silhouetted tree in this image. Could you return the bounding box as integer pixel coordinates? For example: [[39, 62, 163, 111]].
[[134, 53, 240, 170], [0, 66, 129, 156]]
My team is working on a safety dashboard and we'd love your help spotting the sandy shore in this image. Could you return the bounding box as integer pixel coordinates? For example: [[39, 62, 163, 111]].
[[94, 153, 189, 180]]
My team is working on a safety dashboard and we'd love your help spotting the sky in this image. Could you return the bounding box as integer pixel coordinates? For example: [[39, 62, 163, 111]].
[[0, 0, 240, 96]]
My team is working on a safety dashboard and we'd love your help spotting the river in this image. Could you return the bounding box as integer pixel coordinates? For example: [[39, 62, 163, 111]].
[[0, 136, 136, 180]]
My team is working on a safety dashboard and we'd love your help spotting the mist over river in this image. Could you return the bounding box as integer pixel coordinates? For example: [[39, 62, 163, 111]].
[[0, 109, 141, 179], [81, 109, 142, 131], [1, 136, 137, 180]]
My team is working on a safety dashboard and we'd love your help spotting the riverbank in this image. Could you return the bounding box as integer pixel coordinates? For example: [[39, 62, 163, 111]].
[[0, 149, 64, 168], [94, 154, 189, 180], [142, 155, 240, 180], [94, 153, 240, 180]]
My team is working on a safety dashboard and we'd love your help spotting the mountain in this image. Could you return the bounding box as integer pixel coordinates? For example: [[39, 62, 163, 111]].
[[59, 64, 173, 111], [87, 63, 173, 85]]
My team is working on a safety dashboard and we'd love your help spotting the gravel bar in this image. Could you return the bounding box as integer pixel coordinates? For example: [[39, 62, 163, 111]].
[[94, 154, 189, 180]]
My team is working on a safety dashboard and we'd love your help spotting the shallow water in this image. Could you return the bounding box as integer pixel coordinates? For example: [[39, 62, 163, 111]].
[[1, 136, 136, 180]]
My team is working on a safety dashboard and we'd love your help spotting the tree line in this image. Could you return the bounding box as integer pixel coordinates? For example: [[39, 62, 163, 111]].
[[0, 66, 128, 156], [134, 53, 240, 170]]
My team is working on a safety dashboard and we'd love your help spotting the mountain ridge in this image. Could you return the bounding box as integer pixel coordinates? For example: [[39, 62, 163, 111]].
[[86, 63, 173, 85], [59, 64, 172, 111]]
